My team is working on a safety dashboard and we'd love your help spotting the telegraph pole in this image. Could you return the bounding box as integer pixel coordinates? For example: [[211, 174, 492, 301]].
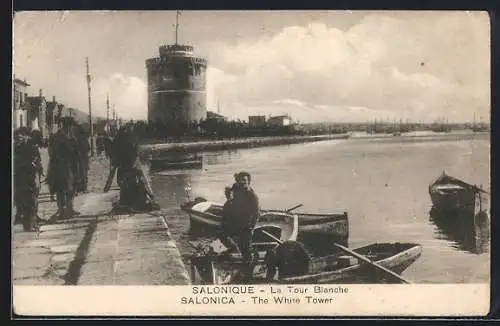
[[106, 93, 110, 122], [175, 10, 181, 44], [86, 57, 94, 156]]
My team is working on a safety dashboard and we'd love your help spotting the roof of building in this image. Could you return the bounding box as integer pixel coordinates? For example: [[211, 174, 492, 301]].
[[207, 111, 226, 119], [268, 115, 291, 119], [13, 78, 30, 87], [26, 96, 47, 108], [46, 101, 58, 111]]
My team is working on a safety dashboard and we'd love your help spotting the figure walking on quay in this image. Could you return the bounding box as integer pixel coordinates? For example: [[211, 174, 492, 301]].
[[110, 123, 159, 213], [46, 117, 83, 221], [13, 128, 44, 232]]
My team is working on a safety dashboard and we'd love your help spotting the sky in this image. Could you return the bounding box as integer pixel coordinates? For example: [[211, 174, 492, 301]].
[[13, 11, 490, 123]]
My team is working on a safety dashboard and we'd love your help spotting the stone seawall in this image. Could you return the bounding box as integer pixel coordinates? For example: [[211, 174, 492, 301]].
[[140, 134, 350, 154]]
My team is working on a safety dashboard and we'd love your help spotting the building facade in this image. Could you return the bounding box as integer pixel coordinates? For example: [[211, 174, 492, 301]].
[[45, 96, 62, 135], [26, 89, 48, 139], [12, 77, 30, 130], [146, 44, 207, 126], [248, 115, 267, 127], [267, 115, 292, 127]]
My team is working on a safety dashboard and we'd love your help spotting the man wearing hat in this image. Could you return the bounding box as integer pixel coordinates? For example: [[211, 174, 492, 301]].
[[221, 171, 260, 280], [13, 127, 44, 231], [46, 116, 82, 220]]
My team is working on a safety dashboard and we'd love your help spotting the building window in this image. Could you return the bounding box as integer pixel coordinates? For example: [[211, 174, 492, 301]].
[[20, 113, 24, 127]]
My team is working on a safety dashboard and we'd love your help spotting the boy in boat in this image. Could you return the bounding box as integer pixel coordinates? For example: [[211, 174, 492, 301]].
[[219, 172, 260, 281], [220, 186, 240, 252]]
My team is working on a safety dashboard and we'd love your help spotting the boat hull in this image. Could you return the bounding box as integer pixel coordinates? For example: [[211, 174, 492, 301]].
[[190, 242, 422, 284], [190, 212, 299, 285], [150, 158, 203, 172], [277, 242, 422, 284], [184, 201, 349, 251], [429, 190, 477, 215], [428, 172, 488, 217]]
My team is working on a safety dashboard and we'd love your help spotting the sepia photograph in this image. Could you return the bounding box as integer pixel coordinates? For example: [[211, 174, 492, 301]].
[[12, 10, 490, 316]]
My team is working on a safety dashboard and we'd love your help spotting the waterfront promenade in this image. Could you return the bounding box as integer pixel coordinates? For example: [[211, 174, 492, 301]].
[[12, 150, 190, 286]]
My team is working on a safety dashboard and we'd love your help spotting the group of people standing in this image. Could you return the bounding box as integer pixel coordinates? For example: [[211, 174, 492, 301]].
[[13, 118, 162, 233], [45, 116, 90, 221], [13, 117, 90, 231]]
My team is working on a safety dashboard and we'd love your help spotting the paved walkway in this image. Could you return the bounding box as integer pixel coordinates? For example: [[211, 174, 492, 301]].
[[12, 191, 118, 285], [78, 212, 190, 285], [13, 151, 190, 286]]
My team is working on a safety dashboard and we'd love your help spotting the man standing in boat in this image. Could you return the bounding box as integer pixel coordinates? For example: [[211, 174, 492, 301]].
[[221, 171, 260, 281]]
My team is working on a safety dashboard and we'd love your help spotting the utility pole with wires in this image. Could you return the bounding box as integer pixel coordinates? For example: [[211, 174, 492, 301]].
[[86, 57, 95, 156], [106, 93, 110, 122], [175, 10, 181, 45]]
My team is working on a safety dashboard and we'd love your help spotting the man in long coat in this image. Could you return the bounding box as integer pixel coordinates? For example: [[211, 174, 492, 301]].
[[46, 117, 82, 220], [14, 127, 44, 231]]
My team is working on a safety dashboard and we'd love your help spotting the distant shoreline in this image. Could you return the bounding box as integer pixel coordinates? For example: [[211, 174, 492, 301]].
[[138, 130, 490, 155]]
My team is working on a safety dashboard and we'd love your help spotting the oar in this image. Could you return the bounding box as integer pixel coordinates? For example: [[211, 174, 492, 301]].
[[260, 229, 283, 244], [332, 242, 411, 284], [285, 204, 303, 213], [260, 204, 303, 216]]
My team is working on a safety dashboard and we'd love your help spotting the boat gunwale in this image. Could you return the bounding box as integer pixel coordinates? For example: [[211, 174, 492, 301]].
[[277, 243, 422, 283], [183, 201, 349, 225], [429, 172, 485, 194], [189, 215, 299, 264]]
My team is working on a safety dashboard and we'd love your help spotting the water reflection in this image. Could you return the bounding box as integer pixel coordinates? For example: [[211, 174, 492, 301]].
[[146, 135, 490, 283], [429, 207, 490, 254], [204, 150, 241, 166], [151, 172, 194, 208]]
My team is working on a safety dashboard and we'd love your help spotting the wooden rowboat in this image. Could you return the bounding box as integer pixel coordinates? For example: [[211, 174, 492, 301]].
[[149, 154, 203, 172], [428, 171, 488, 217], [181, 199, 349, 253], [273, 242, 422, 284], [190, 241, 422, 285], [189, 211, 299, 284]]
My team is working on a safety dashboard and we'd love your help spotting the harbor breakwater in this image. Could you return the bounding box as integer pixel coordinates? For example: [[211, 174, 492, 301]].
[[139, 131, 489, 155], [140, 134, 350, 155]]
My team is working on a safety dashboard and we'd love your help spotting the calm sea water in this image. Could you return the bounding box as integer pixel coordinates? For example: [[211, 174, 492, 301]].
[[150, 133, 490, 284]]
